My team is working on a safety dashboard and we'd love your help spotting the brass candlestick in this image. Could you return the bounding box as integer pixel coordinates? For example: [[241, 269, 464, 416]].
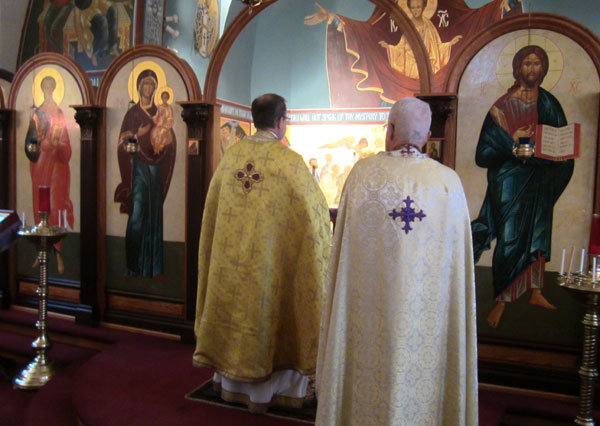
[[558, 254, 600, 426], [13, 211, 67, 389]]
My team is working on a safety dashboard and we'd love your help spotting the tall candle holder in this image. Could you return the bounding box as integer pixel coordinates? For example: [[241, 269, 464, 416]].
[[13, 211, 67, 389], [558, 250, 600, 426]]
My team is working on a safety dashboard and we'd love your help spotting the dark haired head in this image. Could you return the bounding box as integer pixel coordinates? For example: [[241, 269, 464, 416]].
[[235, 126, 246, 138], [512, 45, 549, 86], [221, 122, 232, 131], [137, 69, 158, 88], [75, 0, 92, 10], [41, 76, 56, 91], [251, 94, 286, 129], [407, 0, 427, 9]]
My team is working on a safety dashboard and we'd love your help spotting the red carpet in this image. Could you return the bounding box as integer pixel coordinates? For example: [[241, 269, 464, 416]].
[[0, 308, 598, 425]]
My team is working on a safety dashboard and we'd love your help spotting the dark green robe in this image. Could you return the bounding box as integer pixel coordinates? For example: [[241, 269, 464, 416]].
[[471, 87, 573, 298], [114, 101, 176, 278]]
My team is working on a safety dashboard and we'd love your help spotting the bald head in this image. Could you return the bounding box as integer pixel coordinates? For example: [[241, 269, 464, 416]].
[[386, 97, 431, 151]]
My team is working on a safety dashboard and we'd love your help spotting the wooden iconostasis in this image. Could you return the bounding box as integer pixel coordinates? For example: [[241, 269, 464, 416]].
[[2, 1, 600, 396]]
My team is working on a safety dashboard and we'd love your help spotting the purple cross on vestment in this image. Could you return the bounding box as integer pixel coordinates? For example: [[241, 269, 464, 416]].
[[389, 196, 426, 234]]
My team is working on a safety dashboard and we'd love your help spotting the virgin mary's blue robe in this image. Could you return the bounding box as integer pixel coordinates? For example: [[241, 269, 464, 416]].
[[114, 101, 176, 278]]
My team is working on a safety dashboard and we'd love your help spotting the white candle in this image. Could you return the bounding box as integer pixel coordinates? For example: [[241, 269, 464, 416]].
[[63, 210, 68, 230], [568, 246, 576, 275], [593, 257, 597, 283], [58, 210, 61, 228], [560, 248, 566, 275], [21, 212, 25, 228], [580, 248, 586, 273]]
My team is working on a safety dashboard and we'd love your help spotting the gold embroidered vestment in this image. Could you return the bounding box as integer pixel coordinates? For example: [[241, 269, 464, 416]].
[[193, 131, 330, 382]]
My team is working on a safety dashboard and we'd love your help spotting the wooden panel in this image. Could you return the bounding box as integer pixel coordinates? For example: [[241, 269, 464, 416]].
[[96, 45, 201, 336], [107, 294, 183, 318], [479, 383, 578, 403], [19, 280, 80, 303], [478, 343, 578, 372]]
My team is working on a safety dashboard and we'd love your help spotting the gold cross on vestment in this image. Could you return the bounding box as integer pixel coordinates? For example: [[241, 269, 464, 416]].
[[234, 161, 263, 194]]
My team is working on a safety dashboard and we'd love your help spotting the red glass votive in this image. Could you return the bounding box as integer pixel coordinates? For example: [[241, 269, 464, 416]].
[[589, 214, 600, 255], [38, 186, 50, 213]]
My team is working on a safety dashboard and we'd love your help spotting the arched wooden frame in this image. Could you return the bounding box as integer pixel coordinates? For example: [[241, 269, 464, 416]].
[[96, 45, 202, 334], [97, 45, 201, 104], [8, 52, 95, 119], [5, 52, 95, 314], [8, 53, 95, 209], [445, 13, 600, 211], [203, 0, 434, 103]]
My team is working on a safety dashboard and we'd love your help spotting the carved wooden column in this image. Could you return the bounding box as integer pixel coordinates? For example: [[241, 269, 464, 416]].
[[180, 101, 211, 329], [416, 93, 457, 166], [416, 93, 457, 138], [0, 109, 12, 308], [73, 105, 102, 326]]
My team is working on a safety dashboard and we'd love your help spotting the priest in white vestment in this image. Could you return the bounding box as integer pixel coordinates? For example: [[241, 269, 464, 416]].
[[315, 97, 478, 426]]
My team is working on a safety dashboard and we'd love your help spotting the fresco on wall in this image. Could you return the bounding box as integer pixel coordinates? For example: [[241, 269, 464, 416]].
[[143, 0, 165, 45], [14, 65, 83, 280], [455, 30, 600, 347], [105, 57, 187, 298], [304, 0, 522, 107], [219, 117, 249, 158], [195, 0, 219, 57], [19, 0, 136, 72], [289, 123, 387, 206]]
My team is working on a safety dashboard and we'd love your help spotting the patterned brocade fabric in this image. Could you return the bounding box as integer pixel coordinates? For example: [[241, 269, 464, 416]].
[[194, 131, 331, 382], [316, 150, 478, 426]]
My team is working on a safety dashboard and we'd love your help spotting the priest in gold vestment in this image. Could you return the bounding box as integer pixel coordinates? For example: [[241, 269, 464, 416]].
[[316, 98, 478, 425], [193, 94, 330, 412]]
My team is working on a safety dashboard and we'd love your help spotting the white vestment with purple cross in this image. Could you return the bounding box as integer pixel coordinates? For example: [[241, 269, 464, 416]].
[[316, 146, 478, 426]]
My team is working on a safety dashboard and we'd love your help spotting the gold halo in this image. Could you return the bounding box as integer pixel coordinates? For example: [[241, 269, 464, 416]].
[[496, 34, 563, 92], [154, 86, 174, 105], [127, 60, 167, 104], [399, 0, 438, 20], [33, 67, 65, 107]]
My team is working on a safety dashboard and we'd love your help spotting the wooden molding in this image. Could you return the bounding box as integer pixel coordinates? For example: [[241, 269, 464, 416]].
[[8, 52, 95, 109], [478, 343, 578, 372], [73, 105, 103, 326], [95, 44, 201, 105], [444, 13, 600, 186], [107, 294, 183, 318], [19, 281, 80, 303], [446, 13, 600, 94], [179, 101, 213, 321]]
